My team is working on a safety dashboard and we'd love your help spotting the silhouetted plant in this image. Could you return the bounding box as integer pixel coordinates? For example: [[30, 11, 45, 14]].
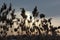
[[0, 3, 60, 37], [33, 26, 41, 35], [0, 3, 7, 13], [2, 3, 7, 10], [8, 3, 12, 11], [20, 8, 27, 19], [32, 6, 39, 19], [11, 9, 15, 19], [50, 26, 57, 35], [40, 13, 45, 18], [0, 3, 7, 22], [40, 14, 49, 35], [0, 3, 13, 23], [48, 18, 52, 26]]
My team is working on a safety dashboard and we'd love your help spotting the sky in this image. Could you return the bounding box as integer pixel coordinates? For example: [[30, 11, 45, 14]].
[[0, 0, 60, 26]]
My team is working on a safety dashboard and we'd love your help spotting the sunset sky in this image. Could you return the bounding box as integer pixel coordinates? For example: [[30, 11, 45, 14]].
[[0, 0, 60, 26]]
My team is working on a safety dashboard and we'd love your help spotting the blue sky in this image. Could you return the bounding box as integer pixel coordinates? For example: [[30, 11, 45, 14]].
[[0, 0, 60, 17]]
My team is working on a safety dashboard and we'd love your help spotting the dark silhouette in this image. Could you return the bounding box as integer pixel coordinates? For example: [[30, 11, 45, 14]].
[[0, 3, 60, 40], [40, 13, 45, 18], [49, 26, 57, 36], [48, 18, 52, 26], [11, 9, 15, 20], [20, 8, 27, 19], [32, 6, 39, 19], [8, 3, 12, 11], [40, 13, 49, 35]]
